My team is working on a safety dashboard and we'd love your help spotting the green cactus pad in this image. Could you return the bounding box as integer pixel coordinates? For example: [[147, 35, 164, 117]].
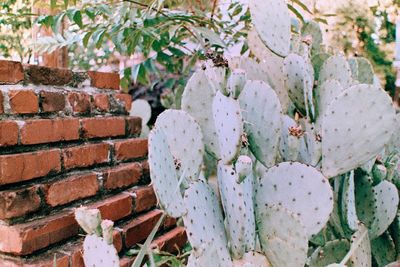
[[279, 115, 300, 162], [321, 84, 396, 178], [227, 69, 247, 98], [318, 55, 352, 89], [298, 119, 322, 166], [213, 91, 243, 164], [339, 171, 358, 235], [130, 99, 151, 126], [316, 79, 345, 119], [347, 224, 371, 267], [148, 128, 185, 217], [283, 53, 315, 118], [301, 20, 323, 54], [204, 62, 228, 93], [238, 80, 282, 167], [187, 243, 232, 267], [349, 57, 375, 84], [83, 235, 119, 267], [312, 52, 331, 81], [263, 236, 307, 267], [248, 0, 291, 57], [255, 204, 308, 253], [155, 110, 204, 181], [371, 233, 396, 266], [308, 239, 350, 267], [182, 70, 219, 157], [217, 162, 256, 259], [256, 162, 333, 237], [230, 56, 271, 85], [235, 155, 253, 183], [355, 174, 377, 228], [74, 207, 102, 236], [369, 181, 399, 239], [372, 163, 387, 185], [183, 181, 232, 264]]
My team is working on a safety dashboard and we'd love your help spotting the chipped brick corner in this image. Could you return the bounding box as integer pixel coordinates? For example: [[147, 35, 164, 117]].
[[0, 60, 187, 266]]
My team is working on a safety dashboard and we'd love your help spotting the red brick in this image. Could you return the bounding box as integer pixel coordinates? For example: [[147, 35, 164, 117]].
[[91, 193, 133, 222], [0, 121, 18, 147], [103, 163, 142, 190], [0, 60, 24, 84], [9, 90, 39, 114], [0, 211, 79, 255], [62, 143, 109, 170], [113, 230, 123, 252], [81, 117, 125, 139], [94, 94, 110, 112], [123, 210, 163, 247], [71, 246, 85, 267], [0, 251, 70, 267], [67, 92, 91, 113], [88, 71, 120, 90], [151, 227, 187, 253], [120, 256, 136, 267], [0, 186, 41, 220], [42, 173, 99, 207], [126, 117, 142, 136], [40, 91, 66, 112], [163, 216, 177, 229], [114, 138, 148, 161], [0, 91, 4, 113], [114, 94, 132, 112], [20, 119, 80, 145], [131, 186, 157, 213], [142, 161, 149, 177], [0, 149, 61, 185]]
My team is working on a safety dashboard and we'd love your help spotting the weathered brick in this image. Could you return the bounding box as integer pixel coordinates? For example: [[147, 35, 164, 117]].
[[114, 93, 132, 112], [0, 211, 79, 255], [0, 91, 3, 113], [131, 186, 157, 213], [0, 186, 41, 220], [142, 161, 149, 177], [0, 121, 19, 147], [126, 117, 142, 136], [123, 210, 163, 247], [120, 256, 136, 267], [103, 163, 142, 190], [62, 143, 109, 170], [113, 230, 123, 252], [88, 71, 120, 90], [93, 93, 110, 112], [163, 216, 177, 229], [81, 117, 125, 139], [40, 91, 66, 112], [151, 227, 187, 253], [0, 60, 24, 84], [0, 251, 70, 267], [114, 138, 148, 161], [0, 149, 61, 185], [71, 246, 85, 267], [20, 119, 80, 145], [67, 92, 91, 113], [8, 90, 39, 114], [42, 173, 99, 207], [91, 193, 133, 222], [24, 65, 73, 86]]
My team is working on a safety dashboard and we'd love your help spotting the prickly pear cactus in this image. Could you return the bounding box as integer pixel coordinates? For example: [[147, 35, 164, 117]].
[[318, 55, 353, 89]]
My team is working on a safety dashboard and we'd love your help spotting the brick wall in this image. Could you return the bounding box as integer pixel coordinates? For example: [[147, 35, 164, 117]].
[[0, 60, 187, 266]]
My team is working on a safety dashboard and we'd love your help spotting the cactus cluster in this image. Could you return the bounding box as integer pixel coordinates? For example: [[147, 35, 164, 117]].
[[148, 0, 400, 266]]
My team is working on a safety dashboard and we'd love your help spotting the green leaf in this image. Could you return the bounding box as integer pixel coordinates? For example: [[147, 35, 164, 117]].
[[193, 27, 225, 47], [50, 0, 57, 9], [91, 28, 106, 48], [51, 13, 66, 33], [168, 47, 185, 57], [292, 0, 313, 15], [82, 31, 92, 47], [287, 4, 304, 23]]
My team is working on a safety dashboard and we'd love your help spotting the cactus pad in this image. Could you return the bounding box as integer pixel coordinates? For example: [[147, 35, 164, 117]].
[[349, 57, 374, 84], [235, 155, 253, 183], [130, 99, 151, 126], [348, 224, 371, 267], [339, 172, 358, 234], [321, 84, 396, 178], [312, 52, 331, 81], [148, 127, 185, 217], [182, 70, 219, 157], [371, 233, 396, 266], [318, 55, 352, 89], [217, 162, 256, 259], [227, 69, 247, 98], [248, 0, 291, 57], [301, 20, 323, 53], [155, 110, 204, 181], [74, 207, 102, 236], [316, 79, 345, 119], [213, 91, 243, 164], [239, 80, 282, 167], [83, 235, 119, 267], [183, 181, 232, 264], [256, 162, 333, 237], [233, 251, 271, 267], [263, 236, 307, 267], [279, 115, 301, 162]]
